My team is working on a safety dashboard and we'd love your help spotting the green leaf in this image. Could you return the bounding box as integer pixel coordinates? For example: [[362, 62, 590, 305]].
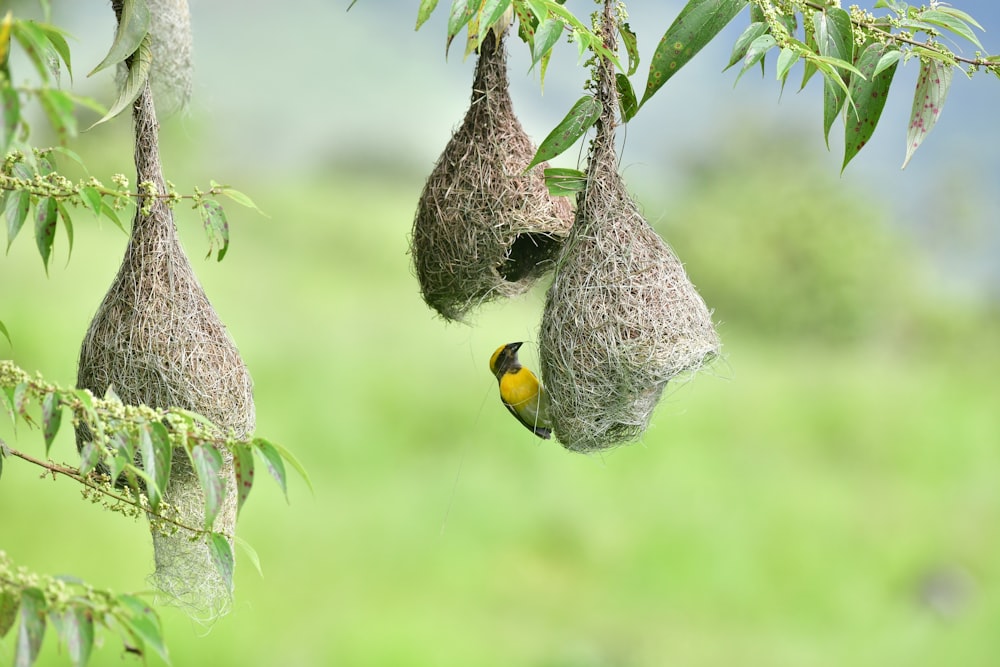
[[737, 33, 776, 80], [800, 13, 818, 90], [1, 386, 15, 422], [616, 73, 638, 122], [932, 5, 983, 31], [0, 319, 9, 346], [814, 8, 853, 147], [56, 201, 73, 262], [234, 536, 263, 577], [51, 605, 93, 667], [415, 0, 439, 29], [259, 437, 312, 495], [1, 85, 20, 153], [34, 196, 57, 273], [5, 188, 29, 251], [199, 198, 230, 262], [902, 57, 953, 169], [32, 22, 72, 79], [531, 18, 563, 69], [139, 421, 171, 512], [642, 0, 747, 106], [445, 0, 477, 57], [12, 382, 29, 416], [88, 0, 150, 76], [191, 444, 224, 529], [725, 21, 767, 71], [843, 43, 898, 171], [477, 0, 512, 47], [543, 167, 587, 197], [233, 443, 255, 517], [776, 45, 798, 83], [620, 22, 639, 76], [542, 2, 623, 73], [78, 441, 102, 476], [12, 21, 59, 84], [107, 431, 135, 482], [253, 437, 288, 500], [99, 201, 126, 233], [207, 533, 235, 594], [921, 9, 982, 50], [526, 95, 602, 170], [79, 186, 103, 217], [523, 0, 546, 23], [15, 588, 46, 667], [115, 595, 167, 663], [873, 49, 901, 78], [41, 391, 61, 454], [87, 32, 151, 129], [38, 88, 77, 144], [0, 589, 18, 638], [215, 185, 266, 216]]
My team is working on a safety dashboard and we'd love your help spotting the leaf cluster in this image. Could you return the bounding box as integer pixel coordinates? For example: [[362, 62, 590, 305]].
[[0, 3, 261, 288], [416, 1, 999, 179], [1, 550, 168, 667], [0, 360, 311, 664]]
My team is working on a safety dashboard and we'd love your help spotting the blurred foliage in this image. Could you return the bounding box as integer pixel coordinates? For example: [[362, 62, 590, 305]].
[[1, 157, 999, 666], [654, 124, 925, 344]]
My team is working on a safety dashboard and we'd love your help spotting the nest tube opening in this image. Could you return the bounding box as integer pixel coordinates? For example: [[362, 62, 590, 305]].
[[410, 28, 574, 321], [538, 1, 720, 452]]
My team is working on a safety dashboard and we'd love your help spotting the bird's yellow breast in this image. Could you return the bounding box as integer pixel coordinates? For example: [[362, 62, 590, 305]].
[[499, 367, 540, 407]]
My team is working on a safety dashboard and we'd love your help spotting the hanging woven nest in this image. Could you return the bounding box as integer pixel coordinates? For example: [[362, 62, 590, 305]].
[[76, 1, 253, 621], [539, 7, 720, 452], [411, 27, 574, 321]]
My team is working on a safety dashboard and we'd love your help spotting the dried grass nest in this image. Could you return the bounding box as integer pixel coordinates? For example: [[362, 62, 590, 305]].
[[76, 74, 253, 620], [411, 28, 574, 321], [539, 18, 720, 452]]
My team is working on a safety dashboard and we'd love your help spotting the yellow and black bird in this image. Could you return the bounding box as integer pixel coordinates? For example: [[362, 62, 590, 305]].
[[489, 342, 552, 439]]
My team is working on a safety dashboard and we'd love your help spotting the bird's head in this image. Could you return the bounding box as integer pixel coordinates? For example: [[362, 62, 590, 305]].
[[489, 341, 523, 379]]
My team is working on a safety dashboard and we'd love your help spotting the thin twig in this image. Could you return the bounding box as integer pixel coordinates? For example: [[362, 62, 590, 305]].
[[2, 441, 222, 539], [801, 0, 999, 68]]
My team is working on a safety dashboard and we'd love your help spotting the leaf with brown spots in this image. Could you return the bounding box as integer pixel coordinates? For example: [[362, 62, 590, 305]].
[[642, 0, 747, 107], [843, 42, 898, 171], [902, 56, 953, 169]]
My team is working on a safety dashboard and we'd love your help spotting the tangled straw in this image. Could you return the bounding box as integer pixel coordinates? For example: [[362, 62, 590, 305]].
[[539, 2, 720, 452], [76, 0, 253, 621], [411, 28, 573, 321]]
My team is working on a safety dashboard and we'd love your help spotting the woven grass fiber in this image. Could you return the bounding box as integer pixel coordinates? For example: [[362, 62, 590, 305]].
[[411, 27, 573, 321], [77, 0, 253, 621], [539, 4, 720, 452]]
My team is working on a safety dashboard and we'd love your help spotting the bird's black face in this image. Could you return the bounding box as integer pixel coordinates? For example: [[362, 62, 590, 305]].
[[491, 341, 524, 378]]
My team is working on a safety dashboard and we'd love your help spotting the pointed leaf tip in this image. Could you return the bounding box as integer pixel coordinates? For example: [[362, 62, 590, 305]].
[[527, 95, 602, 171], [643, 0, 747, 106]]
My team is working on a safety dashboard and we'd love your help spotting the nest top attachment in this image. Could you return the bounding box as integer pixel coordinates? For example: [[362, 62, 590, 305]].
[[411, 30, 573, 321]]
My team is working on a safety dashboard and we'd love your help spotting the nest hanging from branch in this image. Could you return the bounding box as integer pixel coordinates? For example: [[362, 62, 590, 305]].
[[539, 6, 720, 452], [76, 1, 253, 621], [411, 28, 574, 321]]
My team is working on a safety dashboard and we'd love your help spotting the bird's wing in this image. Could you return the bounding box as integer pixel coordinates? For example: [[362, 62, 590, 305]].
[[499, 370, 552, 439]]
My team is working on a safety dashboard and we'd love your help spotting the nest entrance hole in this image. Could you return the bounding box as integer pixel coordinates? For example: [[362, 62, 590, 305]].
[[498, 232, 563, 282]]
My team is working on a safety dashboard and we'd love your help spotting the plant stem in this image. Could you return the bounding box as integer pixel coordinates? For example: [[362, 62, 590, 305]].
[[1, 440, 223, 539], [800, 0, 999, 69]]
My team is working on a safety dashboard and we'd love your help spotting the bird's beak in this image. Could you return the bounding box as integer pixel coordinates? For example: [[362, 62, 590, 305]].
[[510, 341, 523, 352]]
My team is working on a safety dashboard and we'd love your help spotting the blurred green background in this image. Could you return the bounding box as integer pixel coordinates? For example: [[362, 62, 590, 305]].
[[3, 2, 1000, 666]]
